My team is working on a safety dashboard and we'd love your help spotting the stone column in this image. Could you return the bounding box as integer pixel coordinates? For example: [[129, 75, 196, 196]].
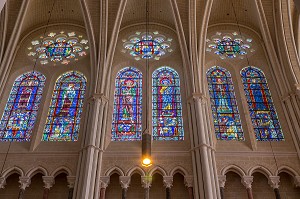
[[294, 176, 300, 187], [0, 177, 6, 189], [268, 176, 281, 199], [42, 176, 55, 199], [99, 176, 110, 199], [218, 175, 226, 199], [184, 176, 194, 199], [119, 176, 131, 199], [67, 176, 76, 199], [18, 177, 31, 199], [163, 176, 173, 199], [241, 176, 254, 199], [141, 176, 152, 199]]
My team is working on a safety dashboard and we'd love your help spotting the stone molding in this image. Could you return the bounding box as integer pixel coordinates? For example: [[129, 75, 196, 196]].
[[0, 177, 6, 189], [19, 176, 31, 190], [100, 176, 110, 189], [67, 176, 76, 189], [184, 176, 193, 188], [294, 176, 300, 187], [163, 176, 173, 188], [218, 175, 226, 188], [42, 176, 55, 189], [241, 176, 253, 189], [119, 176, 131, 189], [141, 176, 152, 188], [268, 176, 280, 189]]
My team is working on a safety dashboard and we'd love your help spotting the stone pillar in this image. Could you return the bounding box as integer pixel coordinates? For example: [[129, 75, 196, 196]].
[[141, 176, 152, 199], [294, 176, 300, 187], [268, 176, 281, 199], [42, 176, 55, 199], [163, 176, 173, 199], [218, 175, 226, 199], [184, 176, 194, 199], [99, 176, 110, 199], [0, 177, 6, 189], [67, 176, 76, 199], [18, 177, 31, 199], [241, 176, 254, 199], [119, 176, 131, 199]]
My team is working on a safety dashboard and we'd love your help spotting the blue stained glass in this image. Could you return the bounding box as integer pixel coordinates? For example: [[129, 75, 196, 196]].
[[207, 66, 244, 140], [43, 71, 87, 141], [112, 67, 142, 141], [241, 66, 284, 141], [152, 66, 184, 141], [0, 71, 46, 141]]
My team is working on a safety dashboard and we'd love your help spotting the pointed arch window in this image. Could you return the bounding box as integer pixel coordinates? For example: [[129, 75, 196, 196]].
[[0, 71, 46, 141], [241, 66, 284, 141], [206, 66, 244, 140], [111, 67, 142, 141], [152, 66, 184, 141], [43, 71, 87, 141]]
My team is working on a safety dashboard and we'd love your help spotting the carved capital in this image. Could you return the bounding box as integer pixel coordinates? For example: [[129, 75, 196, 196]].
[[19, 177, 31, 190], [268, 176, 280, 189], [189, 93, 208, 104], [184, 176, 193, 188], [67, 176, 76, 189], [0, 177, 6, 189], [241, 176, 253, 189], [294, 176, 300, 187], [119, 176, 131, 189], [100, 176, 110, 189], [42, 176, 55, 189], [218, 175, 226, 188], [141, 176, 152, 188], [163, 176, 173, 188], [87, 93, 109, 104]]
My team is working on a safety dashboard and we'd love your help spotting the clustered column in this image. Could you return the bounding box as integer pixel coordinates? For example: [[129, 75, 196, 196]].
[[163, 176, 173, 199], [18, 176, 30, 199], [268, 176, 281, 199], [184, 176, 194, 199], [241, 176, 254, 199], [141, 176, 152, 199], [119, 176, 131, 199], [99, 176, 110, 199], [42, 176, 55, 199], [67, 176, 76, 199], [218, 175, 226, 199]]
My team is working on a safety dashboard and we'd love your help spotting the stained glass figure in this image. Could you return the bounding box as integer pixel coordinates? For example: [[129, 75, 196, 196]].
[[152, 67, 184, 141], [112, 67, 142, 141], [207, 66, 244, 140], [123, 31, 172, 61], [0, 71, 46, 141], [43, 71, 87, 141], [241, 66, 284, 141], [206, 32, 254, 59]]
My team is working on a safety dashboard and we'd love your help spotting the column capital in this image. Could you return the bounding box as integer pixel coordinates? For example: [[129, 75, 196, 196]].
[[141, 176, 152, 188], [218, 175, 226, 188], [19, 176, 31, 190], [184, 176, 193, 188], [268, 176, 280, 189], [163, 176, 173, 188], [42, 176, 55, 189], [241, 176, 253, 189], [294, 176, 300, 187], [87, 93, 109, 103], [188, 93, 208, 103], [67, 176, 76, 189], [119, 176, 131, 189], [100, 176, 110, 189], [0, 177, 6, 189]]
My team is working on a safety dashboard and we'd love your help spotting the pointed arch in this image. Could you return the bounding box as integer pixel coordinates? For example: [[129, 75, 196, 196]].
[[0, 71, 46, 141], [111, 67, 142, 141], [206, 66, 244, 140], [126, 166, 146, 177], [43, 71, 87, 141], [1, 166, 24, 178], [152, 66, 184, 141], [248, 165, 273, 177], [50, 166, 73, 177], [221, 165, 246, 178], [149, 166, 167, 176], [105, 166, 125, 177], [240, 66, 284, 141], [25, 166, 48, 178]]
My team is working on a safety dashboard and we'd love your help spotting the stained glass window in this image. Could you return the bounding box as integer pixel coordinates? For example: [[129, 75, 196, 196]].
[[241, 66, 284, 141], [152, 67, 184, 141], [112, 67, 142, 141], [43, 71, 87, 141], [207, 66, 244, 140], [0, 71, 46, 141]]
